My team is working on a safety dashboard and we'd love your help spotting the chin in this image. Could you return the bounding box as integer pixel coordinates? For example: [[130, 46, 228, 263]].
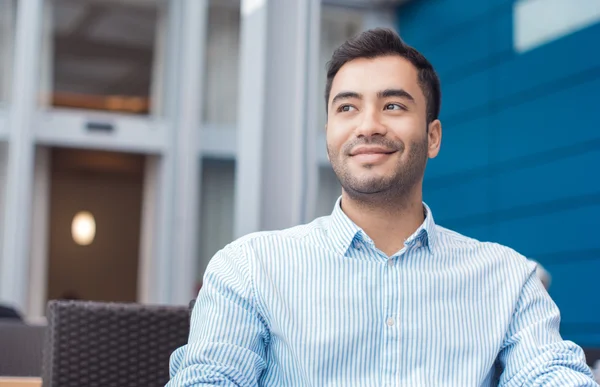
[[351, 174, 394, 191], [350, 165, 394, 180]]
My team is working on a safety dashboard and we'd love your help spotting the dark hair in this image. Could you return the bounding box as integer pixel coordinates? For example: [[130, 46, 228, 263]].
[[325, 28, 441, 123]]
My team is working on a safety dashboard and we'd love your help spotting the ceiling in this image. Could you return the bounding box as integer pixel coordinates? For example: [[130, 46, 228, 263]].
[[52, 0, 158, 98]]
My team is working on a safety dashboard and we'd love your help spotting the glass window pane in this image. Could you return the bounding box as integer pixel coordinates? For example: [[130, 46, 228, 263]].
[[203, 3, 240, 127], [198, 159, 235, 283], [0, 0, 16, 105], [45, 0, 167, 115]]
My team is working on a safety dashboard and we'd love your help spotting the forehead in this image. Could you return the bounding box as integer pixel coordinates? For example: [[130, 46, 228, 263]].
[[329, 56, 424, 103]]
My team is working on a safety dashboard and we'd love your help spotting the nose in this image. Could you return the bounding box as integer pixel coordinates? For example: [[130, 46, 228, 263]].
[[355, 108, 387, 138]]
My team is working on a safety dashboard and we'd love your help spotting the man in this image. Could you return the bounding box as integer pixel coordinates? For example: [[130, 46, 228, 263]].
[[168, 29, 597, 386]]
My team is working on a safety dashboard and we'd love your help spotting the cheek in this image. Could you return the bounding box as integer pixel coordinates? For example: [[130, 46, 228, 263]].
[[387, 117, 428, 143], [325, 125, 349, 154]]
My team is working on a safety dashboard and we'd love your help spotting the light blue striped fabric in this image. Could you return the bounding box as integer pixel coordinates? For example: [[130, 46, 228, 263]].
[[168, 198, 597, 386]]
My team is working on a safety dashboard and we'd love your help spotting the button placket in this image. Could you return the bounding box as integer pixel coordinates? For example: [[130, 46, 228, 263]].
[[382, 251, 399, 385]]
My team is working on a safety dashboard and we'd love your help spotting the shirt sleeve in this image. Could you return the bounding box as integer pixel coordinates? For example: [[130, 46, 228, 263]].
[[498, 260, 598, 386], [167, 242, 270, 387]]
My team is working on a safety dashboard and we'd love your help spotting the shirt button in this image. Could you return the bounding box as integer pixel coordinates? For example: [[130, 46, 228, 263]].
[[387, 259, 394, 266], [386, 317, 395, 327], [354, 241, 363, 250]]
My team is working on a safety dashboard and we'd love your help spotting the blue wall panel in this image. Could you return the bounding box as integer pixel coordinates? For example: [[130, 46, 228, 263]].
[[491, 204, 600, 259], [425, 116, 490, 178], [398, 0, 600, 347], [490, 76, 600, 163], [491, 23, 600, 101], [424, 177, 490, 222], [441, 69, 490, 122], [399, 0, 505, 46], [545, 260, 600, 324], [492, 149, 600, 212], [417, 23, 491, 78]]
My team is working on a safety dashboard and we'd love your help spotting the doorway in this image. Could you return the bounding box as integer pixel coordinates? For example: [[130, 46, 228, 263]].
[[46, 147, 145, 303]]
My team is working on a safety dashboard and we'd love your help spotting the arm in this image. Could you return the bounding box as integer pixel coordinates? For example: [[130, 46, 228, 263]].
[[499, 261, 597, 386], [167, 242, 270, 387]]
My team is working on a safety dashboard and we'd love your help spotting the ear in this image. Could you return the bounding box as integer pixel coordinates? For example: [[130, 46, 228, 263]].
[[427, 119, 442, 159]]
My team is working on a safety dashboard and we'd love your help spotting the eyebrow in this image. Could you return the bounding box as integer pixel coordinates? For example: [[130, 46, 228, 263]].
[[377, 88, 415, 103], [330, 88, 415, 108], [330, 91, 362, 107]]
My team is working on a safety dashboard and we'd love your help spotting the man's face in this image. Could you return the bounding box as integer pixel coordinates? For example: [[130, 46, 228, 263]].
[[326, 55, 440, 201]]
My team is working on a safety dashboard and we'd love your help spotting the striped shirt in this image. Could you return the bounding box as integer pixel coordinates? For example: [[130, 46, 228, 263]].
[[168, 198, 597, 386]]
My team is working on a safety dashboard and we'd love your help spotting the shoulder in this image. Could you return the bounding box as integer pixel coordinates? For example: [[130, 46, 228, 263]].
[[217, 215, 331, 262], [226, 215, 330, 251], [434, 225, 536, 278]]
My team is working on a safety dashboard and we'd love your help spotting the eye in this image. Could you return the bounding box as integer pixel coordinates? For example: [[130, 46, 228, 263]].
[[384, 103, 405, 111], [337, 104, 357, 113]]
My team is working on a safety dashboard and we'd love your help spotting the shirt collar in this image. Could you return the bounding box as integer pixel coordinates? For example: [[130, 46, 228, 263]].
[[328, 196, 438, 256], [328, 197, 362, 257]]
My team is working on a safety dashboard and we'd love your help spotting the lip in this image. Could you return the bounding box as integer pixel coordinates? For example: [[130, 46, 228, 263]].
[[349, 146, 396, 156]]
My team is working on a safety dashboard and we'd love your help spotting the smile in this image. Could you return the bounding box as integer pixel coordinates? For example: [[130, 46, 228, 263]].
[[350, 150, 397, 164], [349, 145, 396, 156]]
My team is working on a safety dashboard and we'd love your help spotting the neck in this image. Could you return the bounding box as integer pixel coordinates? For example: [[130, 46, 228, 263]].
[[340, 185, 425, 256]]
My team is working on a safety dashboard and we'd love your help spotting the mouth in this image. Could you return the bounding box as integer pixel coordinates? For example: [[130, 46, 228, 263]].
[[349, 146, 397, 157], [349, 147, 397, 164]]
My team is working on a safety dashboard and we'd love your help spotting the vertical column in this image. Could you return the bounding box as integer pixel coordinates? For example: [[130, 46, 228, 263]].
[[0, 0, 15, 102], [0, 0, 44, 309], [234, 0, 321, 238], [26, 0, 54, 318], [138, 1, 170, 305], [27, 146, 50, 320], [138, 154, 159, 304], [169, 0, 208, 305], [150, 0, 184, 305]]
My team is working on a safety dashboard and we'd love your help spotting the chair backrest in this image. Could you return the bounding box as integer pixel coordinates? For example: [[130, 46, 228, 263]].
[[0, 321, 45, 377], [42, 300, 190, 387]]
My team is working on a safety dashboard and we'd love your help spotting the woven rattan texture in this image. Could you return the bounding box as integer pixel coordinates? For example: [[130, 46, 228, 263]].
[[42, 300, 190, 387]]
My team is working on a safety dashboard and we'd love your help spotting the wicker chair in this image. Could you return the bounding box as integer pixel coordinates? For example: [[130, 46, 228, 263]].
[[42, 300, 190, 387]]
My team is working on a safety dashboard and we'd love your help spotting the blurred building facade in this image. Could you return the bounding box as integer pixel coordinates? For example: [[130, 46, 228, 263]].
[[0, 0, 395, 319], [0, 0, 598, 349]]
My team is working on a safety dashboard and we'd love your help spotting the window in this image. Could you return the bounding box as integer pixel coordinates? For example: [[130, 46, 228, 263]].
[[198, 158, 235, 281], [44, 0, 166, 115]]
